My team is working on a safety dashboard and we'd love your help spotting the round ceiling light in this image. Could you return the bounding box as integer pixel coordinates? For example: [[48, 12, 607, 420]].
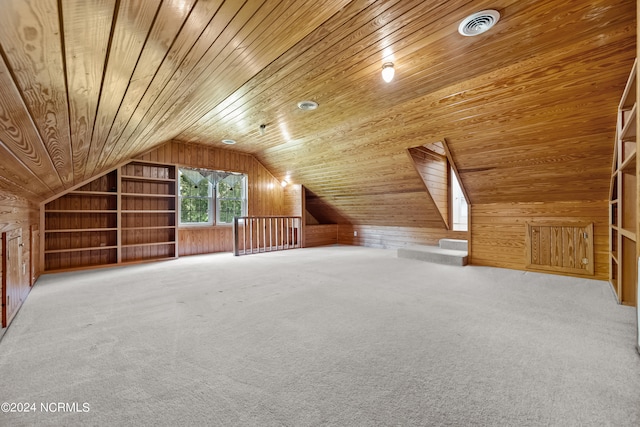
[[458, 10, 500, 37], [221, 139, 236, 145], [297, 100, 318, 111]]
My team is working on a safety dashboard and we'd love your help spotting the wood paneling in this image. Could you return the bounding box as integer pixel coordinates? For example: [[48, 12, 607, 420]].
[[84, 0, 161, 178], [472, 201, 608, 280], [2, 228, 34, 327], [0, 0, 73, 187], [305, 188, 350, 225], [408, 145, 449, 227], [0, 191, 39, 236], [284, 185, 303, 217], [0, 190, 37, 328], [306, 225, 338, 247], [0, 54, 61, 199], [0, 0, 633, 283], [526, 222, 594, 276], [62, 0, 115, 182], [137, 141, 285, 256], [338, 225, 466, 249], [177, 0, 634, 226]]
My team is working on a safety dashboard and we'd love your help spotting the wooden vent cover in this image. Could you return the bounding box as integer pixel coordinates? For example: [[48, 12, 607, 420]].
[[525, 222, 594, 276]]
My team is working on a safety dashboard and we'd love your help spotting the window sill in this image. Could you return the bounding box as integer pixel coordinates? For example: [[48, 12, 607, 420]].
[[178, 224, 233, 230]]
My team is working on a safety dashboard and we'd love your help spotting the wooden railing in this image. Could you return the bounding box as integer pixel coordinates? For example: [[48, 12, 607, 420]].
[[233, 216, 302, 256]]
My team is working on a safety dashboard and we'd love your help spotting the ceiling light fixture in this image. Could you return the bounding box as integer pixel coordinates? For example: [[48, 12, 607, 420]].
[[280, 180, 288, 187], [297, 100, 318, 111], [381, 62, 395, 83], [221, 139, 236, 145]]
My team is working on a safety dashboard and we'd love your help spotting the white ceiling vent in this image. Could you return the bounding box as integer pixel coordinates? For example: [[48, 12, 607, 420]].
[[458, 10, 500, 37]]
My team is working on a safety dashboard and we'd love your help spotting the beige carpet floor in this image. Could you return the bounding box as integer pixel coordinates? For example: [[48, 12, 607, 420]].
[[0, 245, 639, 426]]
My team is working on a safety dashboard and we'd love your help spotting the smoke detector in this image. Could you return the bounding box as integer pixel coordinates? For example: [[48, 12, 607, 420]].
[[458, 10, 500, 36], [297, 100, 318, 111]]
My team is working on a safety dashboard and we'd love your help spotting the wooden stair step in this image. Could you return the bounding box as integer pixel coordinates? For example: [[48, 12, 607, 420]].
[[439, 238, 468, 251], [398, 245, 468, 266]]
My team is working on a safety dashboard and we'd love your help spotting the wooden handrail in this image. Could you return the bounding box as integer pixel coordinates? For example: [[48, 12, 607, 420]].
[[233, 216, 302, 256]]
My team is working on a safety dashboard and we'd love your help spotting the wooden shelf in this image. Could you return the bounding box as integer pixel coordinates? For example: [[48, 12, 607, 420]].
[[619, 58, 637, 110], [121, 210, 175, 214], [619, 228, 636, 242], [45, 210, 116, 213], [45, 245, 118, 254], [121, 175, 175, 183], [619, 151, 636, 172], [620, 104, 637, 142], [122, 241, 176, 248], [609, 58, 638, 307], [121, 193, 176, 198], [43, 161, 177, 272], [68, 191, 117, 196], [122, 226, 176, 230], [119, 256, 176, 264], [45, 228, 118, 233]]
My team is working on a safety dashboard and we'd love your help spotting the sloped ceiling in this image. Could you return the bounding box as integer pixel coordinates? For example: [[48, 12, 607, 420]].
[[0, 0, 635, 227]]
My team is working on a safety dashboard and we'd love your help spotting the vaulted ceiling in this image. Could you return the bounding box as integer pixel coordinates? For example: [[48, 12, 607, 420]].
[[0, 0, 635, 226]]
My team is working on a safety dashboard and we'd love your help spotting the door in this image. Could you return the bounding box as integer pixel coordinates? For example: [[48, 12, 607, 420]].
[[2, 229, 28, 327], [30, 225, 39, 286], [526, 222, 594, 276]]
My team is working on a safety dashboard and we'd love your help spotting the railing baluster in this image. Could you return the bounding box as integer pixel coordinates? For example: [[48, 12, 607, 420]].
[[263, 217, 267, 252], [242, 218, 246, 255], [233, 217, 239, 256], [232, 216, 301, 256], [249, 218, 253, 254], [255, 218, 259, 253]]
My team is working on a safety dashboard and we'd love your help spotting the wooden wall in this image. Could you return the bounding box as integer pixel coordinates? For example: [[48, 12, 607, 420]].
[[472, 201, 608, 280], [408, 146, 449, 226], [284, 185, 303, 217], [306, 225, 338, 247], [0, 190, 39, 330], [338, 225, 466, 249], [136, 141, 285, 256]]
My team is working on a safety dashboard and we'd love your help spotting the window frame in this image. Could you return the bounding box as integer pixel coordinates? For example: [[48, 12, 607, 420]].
[[178, 167, 247, 227], [215, 174, 248, 225]]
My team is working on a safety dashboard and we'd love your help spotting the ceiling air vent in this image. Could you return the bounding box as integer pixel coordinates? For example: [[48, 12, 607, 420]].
[[297, 100, 318, 111], [458, 10, 500, 37]]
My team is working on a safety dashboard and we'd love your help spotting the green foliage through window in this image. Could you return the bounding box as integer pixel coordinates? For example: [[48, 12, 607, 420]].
[[179, 168, 247, 225]]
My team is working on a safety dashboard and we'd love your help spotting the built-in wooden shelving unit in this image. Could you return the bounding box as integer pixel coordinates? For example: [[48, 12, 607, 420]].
[[120, 161, 177, 264], [610, 58, 637, 307], [44, 170, 118, 271], [42, 161, 177, 272]]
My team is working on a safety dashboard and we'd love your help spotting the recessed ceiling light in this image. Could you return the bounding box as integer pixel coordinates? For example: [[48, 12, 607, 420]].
[[221, 139, 236, 145], [297, 100, 318, 111]]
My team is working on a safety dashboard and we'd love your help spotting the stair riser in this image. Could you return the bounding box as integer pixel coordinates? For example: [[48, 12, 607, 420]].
[[438, 239, 468, 251], [398, 249, 468, 266]]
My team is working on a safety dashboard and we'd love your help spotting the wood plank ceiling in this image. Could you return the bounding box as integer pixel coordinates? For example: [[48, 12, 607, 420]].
[[0, 0, 635, 227]]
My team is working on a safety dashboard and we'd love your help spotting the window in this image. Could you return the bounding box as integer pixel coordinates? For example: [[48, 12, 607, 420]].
[[408, 141, 468, 231], [216, 172, 247, 224], [451, 166, 468, 231], [179, 168, 247, 226]]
